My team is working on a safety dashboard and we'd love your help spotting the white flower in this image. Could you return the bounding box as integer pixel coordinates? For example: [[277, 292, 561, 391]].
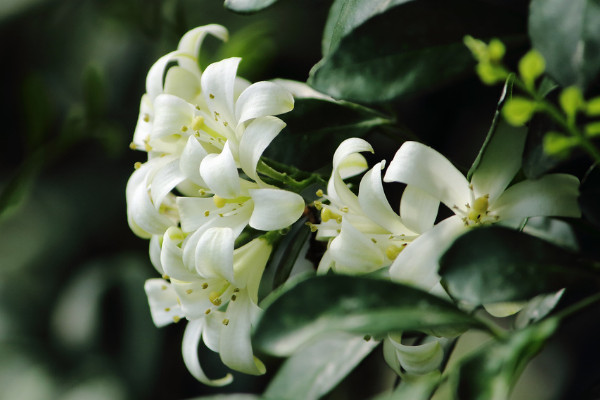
[[315, 138, 426, 275], [383, 131, 580, 315], [383, 334, 446, 376], [145, 228, 272, 384]]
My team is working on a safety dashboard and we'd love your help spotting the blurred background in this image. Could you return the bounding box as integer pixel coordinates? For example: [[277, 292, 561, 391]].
[[2, 0, 599, 399]]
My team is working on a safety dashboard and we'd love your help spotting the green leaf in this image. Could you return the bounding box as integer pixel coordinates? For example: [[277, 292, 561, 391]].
[[223, 0, 277, 14], [529, 0, 600, 89], [559, 86, 585, 118], [310, 0, 526, 103], [543, 131, 577, 159], [468, 76, 527, 181], [439, 226, 600, 305], [518, 49, 546, 90], [451, 318, 558, 400], [253, 275, 484, 356], [188, 395, 260, 400], [264, 332, 378, 400], [265, 98, 392, 170], [502, 97, 536, 126]]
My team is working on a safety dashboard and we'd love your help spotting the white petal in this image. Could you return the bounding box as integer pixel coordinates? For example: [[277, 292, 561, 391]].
[[239, 116, 286, 183], [164, 66, 202, 104], [270, 78, 334, 100], [182, 318, 233, 386], [180, 136, 208, 186], [483, 302, 526, 318], [151, 94, 195, 140], [146, 53, 173, 100], [149, 235, 164, 275], [316, 250, 335, 275], [202, 310, 226, 352], [202, 58, 240, 127], [219, 290, 266, 375], [132, 94, 153, 149], [177, 197, 235, 233], [161, 227, 198, 281], [387, 335, 444, 375], [492, 174, 581, 220], [358, 162, 414, 235], [470, 123, 527, 202], [384, 142, 471, 211], [144, 279, 183, 327], [235, 81, 294, 124], [172, 279, 218, 319], [332, 138, 373, 172], [389, 216, 466, 291], [383, 336, 402, 376], [195, 227, 235, 283], [151, 158, 186, 209], [200, 142, 241, 198], [177, 24, 229, 56], [248, 188, 305, 231], [233, 238, 271, 303], [400, 185, 440, 234], [329, 218, 385, 274], [337, 153, 369, 180]]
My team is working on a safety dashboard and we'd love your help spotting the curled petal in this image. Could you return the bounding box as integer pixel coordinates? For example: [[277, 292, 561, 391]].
[[270, 78, 334, 100], [219, 290, 266, 375], [132, 94, 153, 149], [400, 185, 439, 234], [202, 57, 240, 128], [151, 158, 186, 209], [178, 24, 229, 56], [386, 334, 444, 375], [332, 138, 373, 173], [492, 174, 581, 220], [151, 94, 195, 140], [384, 141, 471, 212], [164, 66, 202, 104], [161, 227, 197, 281], [233, 238, 272, 303], [235, 81, 294, 124], [239, 116, 286, 184], [182, 318, 233, 386], [358, 162, 414, 235], [389, 216, 466, 291], [248, 188, 305, 231], [149, 235, 164, 275], [329, 218, 385, 274], [200, 142, 240, 199], [180, 136, 208, 186], [195, 227, 235, 283]]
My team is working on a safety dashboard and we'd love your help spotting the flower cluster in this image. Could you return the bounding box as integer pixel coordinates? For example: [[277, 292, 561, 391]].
[[126, 25, 305, 385], [127, 25, 582, 385]]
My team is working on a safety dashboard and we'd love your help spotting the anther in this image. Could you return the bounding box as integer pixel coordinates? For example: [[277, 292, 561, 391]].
[[164, 307, 170, 312], [161, 285, 167, 291], [313, 201, 323, 210], [162, 274, 170, 280], [231, 294, 237, 301], [129, 142, 137, 150], [222, 319, 229, 326], [204, 210, 210, 217], [134, 162, 142, 169], [186, 289, 193, 294], [143, 113, 150, 122], [306, 222, 318, 232], [364, 335, 371, 341], [173, 316, 181, 323], [201, 283, 208, 289], [209, 93, 215, 99], [181, 125, 188, 132], [209, 292, 222, 306], [205, 309, 211, 315], [316, 189, 324, 197]]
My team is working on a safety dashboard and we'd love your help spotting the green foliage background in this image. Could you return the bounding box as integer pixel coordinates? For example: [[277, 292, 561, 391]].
[[2, 0, 600, 399]]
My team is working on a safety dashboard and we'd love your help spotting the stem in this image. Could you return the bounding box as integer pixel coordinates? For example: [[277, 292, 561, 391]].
[[514, 77, 600, 164], [257, 159, 327, 193], [553, 292, 600, 322]]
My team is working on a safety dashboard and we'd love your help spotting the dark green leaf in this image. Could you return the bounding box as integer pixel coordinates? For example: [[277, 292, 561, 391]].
[[223, 0, 278, 14], [580, 165, 600, 229], [0, 151, 43, 220], [188, 395, 260, 400], [253, 275, 483, 356], [21, 72, 55, 151], [467, 75, 528, 182], [451, 318, 558, 400], [264, 332, 378, 400], [309, 0, 526, 103], [440, 226, 600, 305], [529, 0, 600, 89], [266, 98, 392, 170], [83, 64, 106, 119]]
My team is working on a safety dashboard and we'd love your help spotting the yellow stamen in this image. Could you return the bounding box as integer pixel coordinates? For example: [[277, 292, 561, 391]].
[[213, 195, 227, 208], [222, 319, 229, 326], [316, 189, 324, 197], [192, 116, 204, 131], [134, 162, 142, 169], [386, 244, 404, 260], [209, 291, 222, 306], [173, 316, 181, 323]]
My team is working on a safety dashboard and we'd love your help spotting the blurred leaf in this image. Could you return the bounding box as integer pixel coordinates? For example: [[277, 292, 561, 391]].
[[580, 164, 600, 229], [386, 371, 441, 400], [188, 395, 260, 400], [266, 98, 392, 170], [0, 151, 43, 220], [21, 72, 55, 151], [439, 226, 600, 305], [264, 332, 378, 400], [253, 275, 483, 356], [522, 112, 563, 179], [223, 0, 278, 14], [529, 0, 600, 89], [451, 318, 558, 400], [309, 0, 526, 103], [83, 64, 106, 120]]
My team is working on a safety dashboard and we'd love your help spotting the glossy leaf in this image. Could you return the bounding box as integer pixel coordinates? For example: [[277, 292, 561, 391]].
[[439, 226, 600, 305], [265, 98, 392, 170], [263, 332, 378, 400], [451, 318, 558, 400], [223, 0, 278, 14], [529, 0, 600, 89], [310, 0, 526, 103], [253, 275, 483, 356]]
